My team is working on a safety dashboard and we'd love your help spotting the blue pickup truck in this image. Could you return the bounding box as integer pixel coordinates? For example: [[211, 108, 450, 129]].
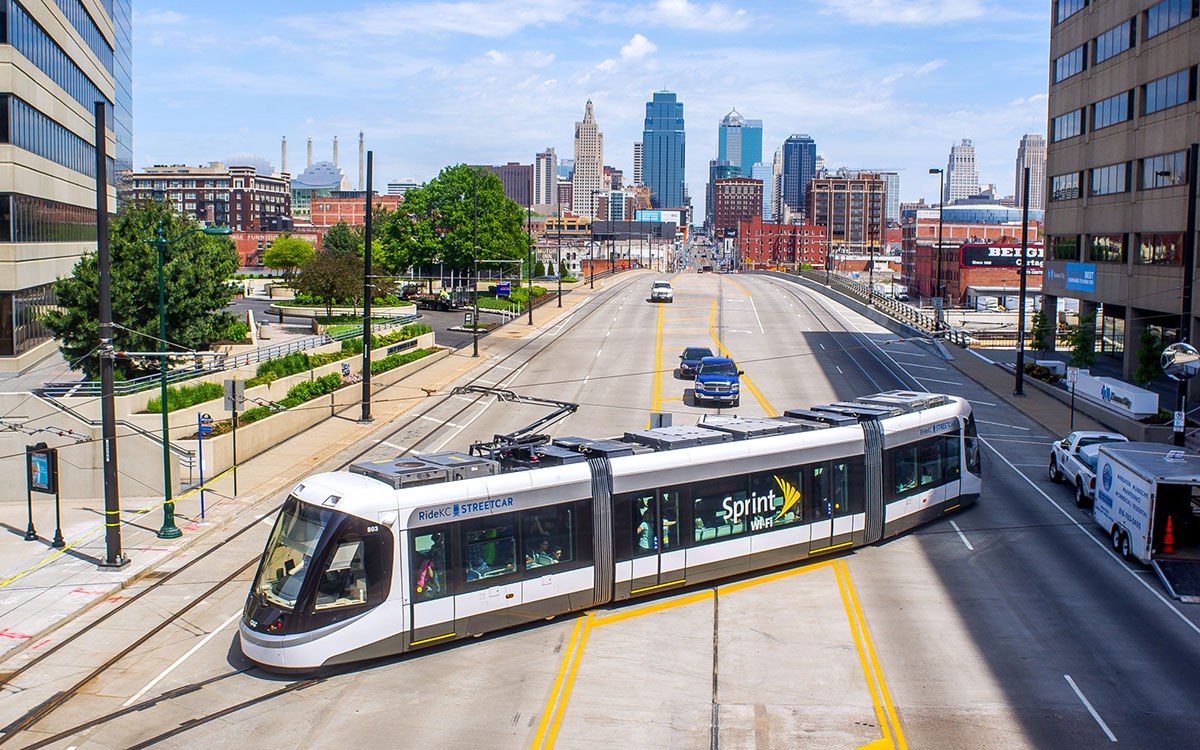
[[693, 356, 742, 407]]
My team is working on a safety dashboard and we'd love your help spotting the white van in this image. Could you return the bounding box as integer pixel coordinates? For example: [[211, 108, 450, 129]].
[[1094, 442, 1200, 601]]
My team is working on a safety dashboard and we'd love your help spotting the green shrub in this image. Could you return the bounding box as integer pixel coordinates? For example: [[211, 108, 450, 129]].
[[146, 381, 226, 413], [213, 320, 250, 343], [371, 347, 436, 374], [248, 351, 310, 386]]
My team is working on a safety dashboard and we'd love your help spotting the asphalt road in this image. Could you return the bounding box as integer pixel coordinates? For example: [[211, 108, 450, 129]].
[[4, 271, 1199, 748]]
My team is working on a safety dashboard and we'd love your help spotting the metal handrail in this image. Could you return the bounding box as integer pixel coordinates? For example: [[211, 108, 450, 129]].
[[39, 313, 419, 397]]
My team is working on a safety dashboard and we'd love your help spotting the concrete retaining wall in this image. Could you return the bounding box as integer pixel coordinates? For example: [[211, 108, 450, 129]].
[[1013, 366, 1178, 444]]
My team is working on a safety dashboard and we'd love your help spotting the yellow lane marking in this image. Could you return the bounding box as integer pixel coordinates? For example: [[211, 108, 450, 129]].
[[544, 612, 595, 748], [0, 465, 236, 590], [835, 561, 893, 747], [532, 615, 586, 749], [666, 317, 711, 322], [706, 300, 777, 416], [716, 558, 835, 596], [842, 560, 908, 749], [647, 302, 665, 428], [592, 589, 714, 627], [662, 329, 709, 334], [855, 738, 894, 750]]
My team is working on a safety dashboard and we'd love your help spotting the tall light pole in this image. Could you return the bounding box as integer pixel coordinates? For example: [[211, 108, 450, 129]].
[[590, 189, 605, 288], [868, 223, 876, 305], [472, 168, 479, 357], [146, 222, 231, 539], [526, 203, 534, 325], [929, 167, 945, 328], [1014, 166, 1031, 396], [360, 150, 373, 422], [1174, 143, 1199, 446], [556, 202, 563, 307]]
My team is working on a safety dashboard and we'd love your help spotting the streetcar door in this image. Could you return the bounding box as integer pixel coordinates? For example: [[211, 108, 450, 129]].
[[409, 527, 455, 648], [628, 488, 686, 594], [809, 461, 855, 554]]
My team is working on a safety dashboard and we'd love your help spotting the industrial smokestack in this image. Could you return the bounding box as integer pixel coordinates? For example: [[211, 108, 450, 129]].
[[333, 136, 339, 167], [307, 137, 313, 168], [281, 136, 288, 175], [358, 131, 365, 191]]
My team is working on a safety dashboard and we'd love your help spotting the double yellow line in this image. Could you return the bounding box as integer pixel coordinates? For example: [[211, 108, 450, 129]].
[[531, 558, 905, 749]]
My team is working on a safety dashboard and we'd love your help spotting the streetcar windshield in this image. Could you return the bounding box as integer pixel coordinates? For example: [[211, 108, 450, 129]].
[[254, 497, 335, 610]]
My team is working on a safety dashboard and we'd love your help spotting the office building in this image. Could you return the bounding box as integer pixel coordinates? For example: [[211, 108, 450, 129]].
[[534, 148, 557, 207], [881, 172, 901, 224], [123, 162, 291, 232], [572, 101, 604, 218], [1044, 0, 1200, 382], [717, 109, 763, 177], [738, 216, 826, 270], [945, 139, 980, 203], [1014, 133, 1046, 211], [706, 160, 739, 227], [641, 91, 686, 209], [713, 178, 763, 237], [751, 163, 774, 221], [481, 162, 532, 207], [0, 0, 132, 369], [771, 148, 784, 222], [782, 134, 818, 216], [290, 161, 351, 220], [633, 142, 643, 186], [387, 179, 420, 196], [808, 172, 886, 255]]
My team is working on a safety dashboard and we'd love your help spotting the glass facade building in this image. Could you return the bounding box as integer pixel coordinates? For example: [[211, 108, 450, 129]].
[[782, 134, 817, 216], [717, 109, 762, 177], [0, 0, 130, 366], [641, 91, 686, 210]]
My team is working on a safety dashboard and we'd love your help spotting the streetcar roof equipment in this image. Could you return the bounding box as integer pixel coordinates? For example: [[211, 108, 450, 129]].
[[623, 424, 732, 451], [781, 408, 857, 427], [698, 415, 812, 439], [552, 436, 637, 458]]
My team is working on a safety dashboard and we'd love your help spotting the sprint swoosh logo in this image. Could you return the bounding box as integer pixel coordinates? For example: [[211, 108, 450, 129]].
[[774, 476, 801, 521]]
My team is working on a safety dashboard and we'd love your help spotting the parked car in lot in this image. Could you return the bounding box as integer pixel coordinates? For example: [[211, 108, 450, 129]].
[[650, 280, 674, 302], [678, 346, 714, 378], [1049, 430, 1128, 486], [693, 356, 742, 407]]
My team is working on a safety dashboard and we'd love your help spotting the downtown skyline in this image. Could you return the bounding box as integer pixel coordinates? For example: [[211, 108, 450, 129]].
[[134, 0, 1050, 204]]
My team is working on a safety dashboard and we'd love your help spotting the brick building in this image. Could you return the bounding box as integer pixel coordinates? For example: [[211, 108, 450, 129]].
[[309, 192, 404, 227], [234, 229, 322, 267], [123, 163, 291, 232], [714, 178, 763, 237], [808, 172, 886, 255], [738, 216, 826, 270], [481, 162, 533, 207]]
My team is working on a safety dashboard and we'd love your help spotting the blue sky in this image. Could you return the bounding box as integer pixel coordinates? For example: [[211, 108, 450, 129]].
[[133, 0, 1050, 205]]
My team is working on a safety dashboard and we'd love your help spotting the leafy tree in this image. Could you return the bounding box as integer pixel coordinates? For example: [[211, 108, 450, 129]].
[[294, 248, 363, 316], [262, 234, 314, 284], [44, 199, 240, 379], [1069, 311, 1097, 368], [323, 220, 362, 257], [534, 259, 546, 277], [1133, 327, 1166, 386], [376, 165, 528, 273], [1029, 308, 1053, 352]]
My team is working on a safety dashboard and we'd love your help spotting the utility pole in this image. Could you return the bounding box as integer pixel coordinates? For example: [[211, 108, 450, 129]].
[[1175, 142, 1199, 447], [527, 204, 534, 325], [556, 202, 563, 307], [1013, 167, 1031, 396], [473, 168, 480, 357], [95, 101, 126, 568], [360, 150, 374, 422]]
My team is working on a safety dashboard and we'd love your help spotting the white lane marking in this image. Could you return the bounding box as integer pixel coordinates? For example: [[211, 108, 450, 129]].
[[746, 292, 765, 334], [836, 366, 843, 374], [949, 519, 974, 551], [887, 353, 928, 361], [596, 349, 603, 358], [123, 611, 242, 707], [431, 363, 528, 452], [606, 330, 610, 337], [983, 439, 1200, 637], [374, 440, 403, 450], [898, 362, 946, 371], [259, 517, 274, 527], [819, 343, 825, 350], [977, 419, 1030, 431], [1064, 674, 1117, 742], [582, 376, 589, 385], [914, 376, 963, 386], [970, 399, 999, 407]]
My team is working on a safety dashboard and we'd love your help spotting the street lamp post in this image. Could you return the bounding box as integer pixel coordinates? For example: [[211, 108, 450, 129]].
[[1174, 143, 1199, 446], [868, 224, 876, 305], [929, 167, 945, 328], [1014, 167, 1031, 396], [472, 168, 479, 357], [556, 202, 563, 307], [146, 222, 231, 539], [527, 204, 534, 325]]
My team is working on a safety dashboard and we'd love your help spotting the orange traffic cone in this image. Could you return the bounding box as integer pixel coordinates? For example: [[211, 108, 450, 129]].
[[1163, 516, 1176, 554]]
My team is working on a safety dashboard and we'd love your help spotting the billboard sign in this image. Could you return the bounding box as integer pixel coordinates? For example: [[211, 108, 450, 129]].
[[959, 243, 1044, 269], [1064, 262, 1096, 293]]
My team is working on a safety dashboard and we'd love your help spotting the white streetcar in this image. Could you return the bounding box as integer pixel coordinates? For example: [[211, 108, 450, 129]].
[[240, 391, 981, 669]]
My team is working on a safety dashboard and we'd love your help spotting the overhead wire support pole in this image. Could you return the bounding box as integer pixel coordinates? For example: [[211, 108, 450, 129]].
[[1175, 142, 1199, 447], [527, 204, 534, 325], [95, 100, 126, 568], [1013, 166, 1031, 396], [361, 150, 374, 422], [473, 168, 480, 357]]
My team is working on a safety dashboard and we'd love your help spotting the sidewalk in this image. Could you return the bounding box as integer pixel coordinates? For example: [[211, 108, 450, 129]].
[[0, 274, 627, 665]]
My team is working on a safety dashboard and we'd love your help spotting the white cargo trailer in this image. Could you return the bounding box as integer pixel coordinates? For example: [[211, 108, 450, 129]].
[[1094, 442, 1200, 602]]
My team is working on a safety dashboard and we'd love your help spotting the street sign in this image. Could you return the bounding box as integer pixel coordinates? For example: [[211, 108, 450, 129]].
[[932, 298, 943, 309], [1067, 367, 1078, 384], [223, 379, 244, 412], [342, 362, 351, 377], [496, 281, 511, 298], [464, 311, 474, 327], [198, 413, 214, 435], [26, 443, 58, 494], [1175, 410, 1186, 433]]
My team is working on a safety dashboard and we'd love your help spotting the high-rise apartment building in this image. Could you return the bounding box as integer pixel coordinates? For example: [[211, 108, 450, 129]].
[[1043, 0, 1200, 384], [771, 148, 784, 222], [642, 91, 686, 209], [482, 162, 533, 207], [945, 139, 980, 203], [751, 163, 773, 221], [713, 178, 763, 237], [633, 142, 643, 186], [718, 109, 763, 177], [881, 172, 901, 224], [1, 0, 133, 369], [1014, 133, 1046, 211], [572, 101, 604, 218], [782, 135, 818, 217], [706, 160, 739, 228], [808, 172, 886, 254], [534, 148, 557, 207], [123, 163, 291, 232]]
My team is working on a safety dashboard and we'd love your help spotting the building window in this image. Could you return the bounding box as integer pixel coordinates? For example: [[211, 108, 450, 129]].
[[1141, 151, 1188, 189], [0, 193, 98, 243], [1092, 91, 1132, 129], [0, 283, 57, 356], [1052, 108, 1085, 142], [1146, 0, 1196, 39], [1143, 68, 1195, 115], [0, 95, 113, 181], [1050, 235, 1080, 261], [1054, 45, 1087, 82], [1139, 232, 1184, 265], [1090, 163, 1129, 196], [1094, 19, 1135, 64], [1050, 173, 1081, 201], [1089, 234, 1126, 263]]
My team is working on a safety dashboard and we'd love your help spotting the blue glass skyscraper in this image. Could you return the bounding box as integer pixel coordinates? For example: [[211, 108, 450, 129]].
[[642, 91, 685, 209], [782, 134, 817, 215], [718, 109, 762, 177]]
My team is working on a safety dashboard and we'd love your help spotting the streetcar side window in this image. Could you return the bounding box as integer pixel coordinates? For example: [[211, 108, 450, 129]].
[[693, 474, 750, 543], [523, 504, 577, 569], [807, 463, 832, 519], [462, 513, 518, 585], [629, 491, 658, 558], [887, 433, 963, 500], [749, 465, 805, 527], [964, 414, 981, 475], [411, 527, 450, 602], [945, 432, 961, 482]]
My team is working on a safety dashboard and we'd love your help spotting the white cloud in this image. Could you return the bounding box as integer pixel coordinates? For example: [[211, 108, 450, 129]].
[[621, 34, 658, 60], [914, 58, 947, 77], [817, 0, 989, 26], [287, 0, 577, 40], [625, 0, 751, 31]]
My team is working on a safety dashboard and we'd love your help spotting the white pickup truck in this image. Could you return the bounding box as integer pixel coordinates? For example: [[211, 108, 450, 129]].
[[1070, 444, 1105, 508], [1049, 431, 1127, 494], [650, 281, 674, 303]]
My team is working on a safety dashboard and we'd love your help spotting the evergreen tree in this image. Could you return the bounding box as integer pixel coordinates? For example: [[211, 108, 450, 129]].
[[1029, 308, 1053, 352], [323, 220, 362, 257], [1133, 327, 1165, 386], [1069, 311, 1097, 368], [535, 259, 546, 277], [546, 260, 555, 278]]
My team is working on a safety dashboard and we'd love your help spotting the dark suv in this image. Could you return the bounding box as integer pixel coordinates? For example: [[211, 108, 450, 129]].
[[679, 346, 714, 378]]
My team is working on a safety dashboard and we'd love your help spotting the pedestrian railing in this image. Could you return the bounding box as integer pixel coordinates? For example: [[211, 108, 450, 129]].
[[39, 313, 419, 398]]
